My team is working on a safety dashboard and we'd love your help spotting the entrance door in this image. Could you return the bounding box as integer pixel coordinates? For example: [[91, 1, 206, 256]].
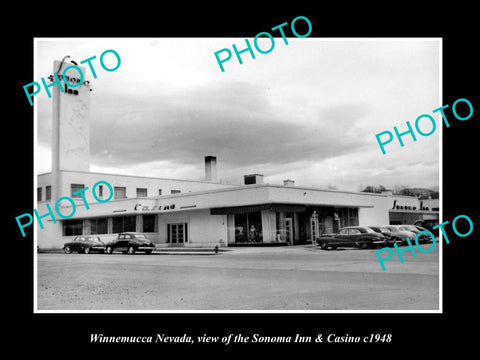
[[284, 218, 293, 245], [168, 223, 187, 246]]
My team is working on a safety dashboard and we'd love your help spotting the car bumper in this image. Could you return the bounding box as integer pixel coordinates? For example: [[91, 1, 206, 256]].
[[137, 246, 155, 251]]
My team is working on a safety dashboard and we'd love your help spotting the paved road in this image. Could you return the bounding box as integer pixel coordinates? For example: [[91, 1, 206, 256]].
[[36, 245, 440, 311]]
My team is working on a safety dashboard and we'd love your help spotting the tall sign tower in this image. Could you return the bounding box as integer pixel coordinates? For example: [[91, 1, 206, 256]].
[[50, 58, 91, 201]]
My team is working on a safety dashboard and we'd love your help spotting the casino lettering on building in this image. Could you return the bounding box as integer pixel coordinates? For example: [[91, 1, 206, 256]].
[[36, 58, 439, 249]]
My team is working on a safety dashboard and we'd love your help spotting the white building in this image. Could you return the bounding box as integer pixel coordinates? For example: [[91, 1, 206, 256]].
[[35, 58, 439, 249]]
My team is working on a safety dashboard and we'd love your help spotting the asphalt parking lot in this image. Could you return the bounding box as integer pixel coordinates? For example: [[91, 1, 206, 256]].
[[36, 244, 439, 311]]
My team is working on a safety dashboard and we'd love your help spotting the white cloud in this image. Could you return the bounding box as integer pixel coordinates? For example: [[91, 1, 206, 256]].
[[36, 38, 440, 191]]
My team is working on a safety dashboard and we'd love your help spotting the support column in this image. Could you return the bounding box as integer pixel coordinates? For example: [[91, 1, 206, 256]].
[[261, 210, 277, 243], [136, 214, 143, 232]]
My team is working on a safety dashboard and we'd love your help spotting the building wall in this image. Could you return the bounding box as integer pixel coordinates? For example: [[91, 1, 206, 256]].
[[37, 170, 235, 207], [35, 177, 435, 249], [35, 203, 227, 249], [358, 206, 390, 226]]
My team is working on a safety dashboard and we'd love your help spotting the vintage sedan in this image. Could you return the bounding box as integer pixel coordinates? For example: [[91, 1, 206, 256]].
[[105, 232, 155, 254], [316, 226, 386, 250], [384, 225, 417, 245], [367, 226, 399, 246], [398, 225, 432, 243], [63, 236, 106, 254]]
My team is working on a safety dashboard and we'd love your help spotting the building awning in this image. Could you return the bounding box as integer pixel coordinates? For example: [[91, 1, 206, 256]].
[[210, 203, 307, 215]]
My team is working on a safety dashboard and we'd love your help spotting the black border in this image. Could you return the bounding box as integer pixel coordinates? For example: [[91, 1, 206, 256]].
[[8, 4, 478, 355]]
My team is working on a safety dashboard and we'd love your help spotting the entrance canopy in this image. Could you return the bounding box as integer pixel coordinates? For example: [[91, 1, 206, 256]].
[[210, 203, 306, 215]]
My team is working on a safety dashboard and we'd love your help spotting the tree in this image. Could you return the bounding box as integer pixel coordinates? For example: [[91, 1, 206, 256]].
[[361, 185, 387, 194]]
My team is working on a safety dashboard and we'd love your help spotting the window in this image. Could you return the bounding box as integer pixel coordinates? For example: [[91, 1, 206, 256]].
[[112, 215, 136, 233], [234, 212, 262, 243], [143, 214, 156, 232], [90, 217, 108, 234], [338, 208, 359, 228], [63, 220, 83, 236], [98, 185, 103, 198], [348, 229, 361, 235], [114, 186, 126, 199], [37, 187, 42, 201], [136, 188, 147, 197], [71, 184, 85, 198], [167, 223, 188, 244], [158, 189, 162, 196], [171, 190, 181, 194], [45, 186, 51, 201]]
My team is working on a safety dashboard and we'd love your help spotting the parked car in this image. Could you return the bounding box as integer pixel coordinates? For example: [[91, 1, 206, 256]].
[[398, 225, 432, 243], [316, 226, 386, 250], [63, 236, 106, 254], [384, 225, 417, 245], [413, 220, 439, 237], [367, 226, 399, 246], [105, 232, 155, 254]]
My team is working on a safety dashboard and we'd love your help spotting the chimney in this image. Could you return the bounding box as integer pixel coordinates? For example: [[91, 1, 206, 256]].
[[283, 179, 295, 186], [205, 156, 217, 182], [244, 174, 264, 185]]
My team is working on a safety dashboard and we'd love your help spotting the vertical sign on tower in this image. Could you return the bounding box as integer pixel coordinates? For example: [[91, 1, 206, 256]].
[[50, 59, 91, 201]]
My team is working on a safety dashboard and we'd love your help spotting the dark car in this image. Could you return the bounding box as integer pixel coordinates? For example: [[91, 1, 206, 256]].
[[413, 220, 439, 237], [316, 226, 385, 250], [63, 236, 106, 254], [105, 232, 155, 254], [367, 226, 399, 246]]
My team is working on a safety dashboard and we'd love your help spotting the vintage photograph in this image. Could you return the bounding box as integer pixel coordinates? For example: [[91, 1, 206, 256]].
[[33, 37, 441, 312]]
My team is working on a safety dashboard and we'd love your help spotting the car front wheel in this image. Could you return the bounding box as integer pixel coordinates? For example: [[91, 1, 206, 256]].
[[64, 246, 72, 254], [84, 247, 90, 254], [127, 246, 135, 255], [320, 241, 328, 250], [106, 246, 113, 254]]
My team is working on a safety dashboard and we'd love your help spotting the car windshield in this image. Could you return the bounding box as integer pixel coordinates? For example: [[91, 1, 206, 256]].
[[386, 226, 399, 233], [359, 227, 375, 233], [77, 236, 103, 243], [378, 227, 390, 232], [400, 225, 417, 231]]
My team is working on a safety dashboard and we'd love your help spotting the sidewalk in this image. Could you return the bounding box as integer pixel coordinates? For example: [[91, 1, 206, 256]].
[[37, 246, 230, 255]]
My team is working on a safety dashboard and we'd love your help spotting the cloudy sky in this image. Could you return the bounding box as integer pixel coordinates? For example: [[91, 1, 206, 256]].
[[35, 38, 440, 191]]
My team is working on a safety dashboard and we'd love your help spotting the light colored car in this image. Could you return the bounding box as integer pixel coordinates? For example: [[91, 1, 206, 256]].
[[385, 225, 416, 245], [398, 225, 432, 243]]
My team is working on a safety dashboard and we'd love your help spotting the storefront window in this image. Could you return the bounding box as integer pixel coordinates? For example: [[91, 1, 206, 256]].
[[143, 214, 156, 232], [234, 212, 262, 243], [63, 220, 83, 236], [90, 217, 108, 234], [112, 215, 136, 233], [337, 208, 359, 228]]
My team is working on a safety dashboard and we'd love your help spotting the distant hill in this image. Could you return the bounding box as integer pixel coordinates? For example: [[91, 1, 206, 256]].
[[397, 187, 439, 199], [362, 185, 439, 199]]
